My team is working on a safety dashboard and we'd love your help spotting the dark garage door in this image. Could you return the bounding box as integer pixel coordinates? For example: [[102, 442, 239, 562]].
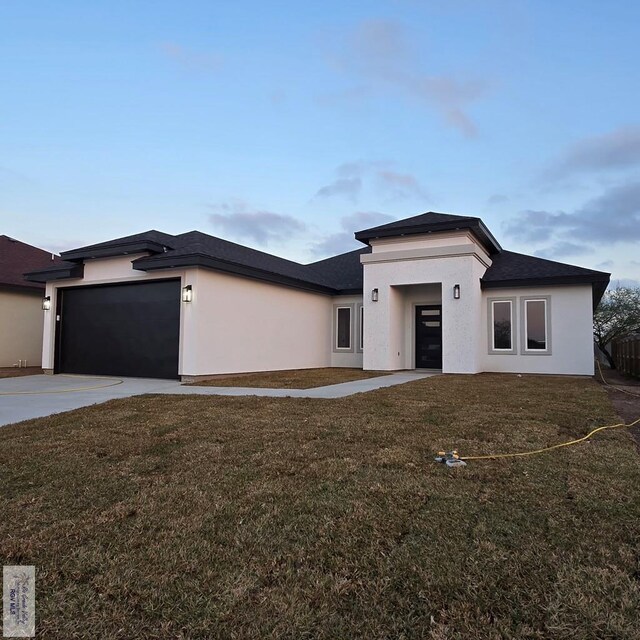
[[56, 279, 181, 379]]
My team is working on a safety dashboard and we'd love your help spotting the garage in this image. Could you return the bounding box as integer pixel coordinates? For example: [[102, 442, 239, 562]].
[[55, 279, 181, 379]]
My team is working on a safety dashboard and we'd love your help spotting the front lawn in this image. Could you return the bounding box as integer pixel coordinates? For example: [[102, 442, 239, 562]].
[[186, 367, 388, 388], [1, 374, 638, 638]]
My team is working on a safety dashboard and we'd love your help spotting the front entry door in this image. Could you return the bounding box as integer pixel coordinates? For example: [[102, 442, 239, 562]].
[[415, 305, 442, 369]]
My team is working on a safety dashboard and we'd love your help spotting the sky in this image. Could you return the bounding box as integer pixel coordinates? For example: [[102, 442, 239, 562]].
[[1, 0, 639, 286]]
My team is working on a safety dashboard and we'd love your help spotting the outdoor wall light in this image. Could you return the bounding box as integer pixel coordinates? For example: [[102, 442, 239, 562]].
[[42, 295, 51, 311], [371, 288, 379, 302], [453, 284, 461, 300], [182, 285, 193, 303]]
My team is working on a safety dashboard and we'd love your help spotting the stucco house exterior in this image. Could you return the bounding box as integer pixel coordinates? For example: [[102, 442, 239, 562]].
[[25, 212, 610, 380], [0, 235, 60, 367]]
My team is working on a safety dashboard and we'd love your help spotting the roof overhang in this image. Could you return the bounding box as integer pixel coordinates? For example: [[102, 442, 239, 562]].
[[132, 254, 338, 295], [355, 217, 502, 255], [61, 240, 169, 262], [24, 263, 85, 283]]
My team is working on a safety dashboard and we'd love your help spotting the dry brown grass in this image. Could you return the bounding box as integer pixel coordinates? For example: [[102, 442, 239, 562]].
[[0, 366, 41, 378], [1, 373, 639, 639], [186, 367, 388, 388]]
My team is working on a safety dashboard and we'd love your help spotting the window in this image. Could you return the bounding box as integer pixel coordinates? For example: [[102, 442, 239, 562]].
[[524, 299, 547, 351], [487, 297, 517, 355], [336, 307, 351, 349], [492, 300, 512, 350], [359, 306, 364, 351]]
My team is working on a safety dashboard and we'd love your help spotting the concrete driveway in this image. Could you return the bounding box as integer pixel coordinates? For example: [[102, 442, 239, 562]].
[[0, 372, 436, 427]]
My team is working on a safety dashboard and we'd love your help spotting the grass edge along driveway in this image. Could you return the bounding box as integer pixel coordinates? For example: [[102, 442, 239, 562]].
[[185, 367, 389, 389], [1, 373, 638, 639]]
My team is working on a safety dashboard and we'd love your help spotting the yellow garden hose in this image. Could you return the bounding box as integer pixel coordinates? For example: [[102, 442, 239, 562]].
[[596, 358, 640, 398], [437, 363, 640, 464], [0, 375, 123, 396], [458, 417, 639, 461]]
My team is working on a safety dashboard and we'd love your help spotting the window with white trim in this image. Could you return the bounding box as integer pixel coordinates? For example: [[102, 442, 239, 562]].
[[524, 299, 548, 351], [359, 306, 364, 351], [336, 307, 351, 349], [491, 300, 513, 351]]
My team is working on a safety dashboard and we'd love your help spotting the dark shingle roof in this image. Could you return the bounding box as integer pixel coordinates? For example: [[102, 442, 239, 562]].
[[307, 247, 371, 293], [132, 231, 337, 292], [481, 250, 610, 304], [61, 230, 176, 261], [0, 235, 62, 291], [24, 217, 611, 302], [355, 211, 502, 254], [482, 250, 607, 283]]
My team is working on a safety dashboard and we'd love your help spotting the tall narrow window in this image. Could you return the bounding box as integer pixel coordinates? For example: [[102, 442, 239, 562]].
[[359, 306, 364, 350], [492, 300, 512, 350], [525, 299, 547, 350], [336, 307, 351, 349]]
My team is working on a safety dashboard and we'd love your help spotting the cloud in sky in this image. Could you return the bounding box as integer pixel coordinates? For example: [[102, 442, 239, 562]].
[[487, 193, 509, 205], [310, 211, 394, 257], [504, 180, 640, 251], [542, 126, 640, 182], [160, 42, 223, 72], [534, 242, 594, 260], [326, 19, 488, 136], [314, 177, 362, 201], [208, 201, 306, 246], [376, 170, 429, 201], [609, 277, 640, 289], [0, 165, 34, 186], [314, 160, 428, 203]]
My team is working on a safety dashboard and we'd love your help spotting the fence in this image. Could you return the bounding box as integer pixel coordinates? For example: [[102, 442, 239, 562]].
[[612, 334, 640, 378]]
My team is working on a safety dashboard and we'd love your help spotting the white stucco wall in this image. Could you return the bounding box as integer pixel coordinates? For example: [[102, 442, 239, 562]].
[[181, 268, 332, 376], [0, 288, 44, 367], [362, 240, 489, 373], [481, 285, 594, 375]]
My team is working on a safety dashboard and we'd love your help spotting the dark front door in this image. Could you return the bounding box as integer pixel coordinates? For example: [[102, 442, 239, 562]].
[[415, 305, 442, 369], [55, 279, 181, 379]]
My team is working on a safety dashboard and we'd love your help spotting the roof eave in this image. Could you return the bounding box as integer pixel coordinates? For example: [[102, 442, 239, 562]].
[[354, 218, 502, 254], [24, 263, 85, 283], [481, 274, 611, 306], [61, 240, 170, 262], [333, 287, 363, 296]]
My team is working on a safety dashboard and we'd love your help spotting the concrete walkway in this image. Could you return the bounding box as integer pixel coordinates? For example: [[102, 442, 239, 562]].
[[0, 371, 437, 427]]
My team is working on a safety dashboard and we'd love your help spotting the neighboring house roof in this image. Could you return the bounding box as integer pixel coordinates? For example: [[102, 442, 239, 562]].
[[24, 212, 610, 303], [0, 235, 61, 292], [354, 211, 502, 255]]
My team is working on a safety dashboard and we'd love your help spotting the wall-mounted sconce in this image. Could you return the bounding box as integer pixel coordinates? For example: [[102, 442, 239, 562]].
[[182, 285, 193, 303], [453, 284, 461, 300], [42, 295, 51, 311], [371, 288, 379, 302]]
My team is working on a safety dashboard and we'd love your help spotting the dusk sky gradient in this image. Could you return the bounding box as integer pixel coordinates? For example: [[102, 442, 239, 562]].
[[1, 1, 639, 286]]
